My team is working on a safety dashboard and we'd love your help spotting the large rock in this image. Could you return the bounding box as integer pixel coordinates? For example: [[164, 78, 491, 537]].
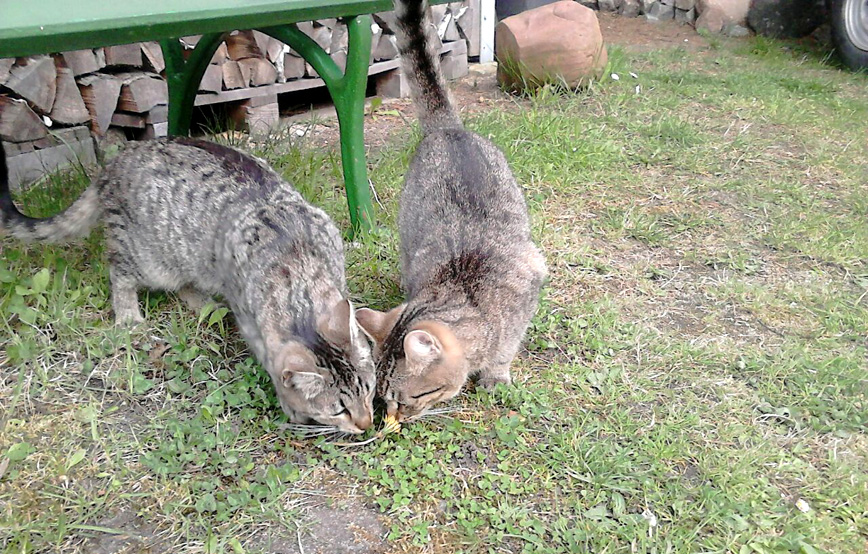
[[747, 0, 826, 38], [645, 2, 676, 21], [697, 0, 749, 25], [620, 0, 642, 17], [696, 7, 726, 32], [495, 1, 607, 91]]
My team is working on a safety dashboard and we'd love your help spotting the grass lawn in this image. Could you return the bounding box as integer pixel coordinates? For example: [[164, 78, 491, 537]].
[[1, 31, 867, 554]]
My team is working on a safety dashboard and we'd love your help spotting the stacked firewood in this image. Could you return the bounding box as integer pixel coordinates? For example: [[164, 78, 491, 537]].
[[0, 3, 478, 188]]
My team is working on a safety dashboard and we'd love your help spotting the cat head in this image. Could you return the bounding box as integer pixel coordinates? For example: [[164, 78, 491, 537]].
[[356, 306, 468, 421], [269, 299, 376, 434]]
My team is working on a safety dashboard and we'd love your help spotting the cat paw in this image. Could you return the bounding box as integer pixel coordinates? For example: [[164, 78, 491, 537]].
[[477, 375, 512, 391], [114, 311, 145, 328]]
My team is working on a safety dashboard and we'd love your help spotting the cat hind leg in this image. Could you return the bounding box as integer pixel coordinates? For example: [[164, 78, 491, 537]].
[[177, 286, 215, 312]]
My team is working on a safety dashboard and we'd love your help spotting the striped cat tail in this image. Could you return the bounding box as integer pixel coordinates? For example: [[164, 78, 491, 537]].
[[392, 0, 463, 132], [0, 142, 101, 243]]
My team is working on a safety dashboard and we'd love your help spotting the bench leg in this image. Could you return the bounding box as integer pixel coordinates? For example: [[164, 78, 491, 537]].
[[264, 16, 375, 236], [160, 34, 226, 136]]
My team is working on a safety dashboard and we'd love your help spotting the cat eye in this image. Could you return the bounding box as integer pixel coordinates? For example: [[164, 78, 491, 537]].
[[331, 400, 350, 418], [411, 385, 444, 400]]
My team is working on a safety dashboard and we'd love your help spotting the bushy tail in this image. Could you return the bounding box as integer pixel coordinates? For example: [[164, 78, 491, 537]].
[[0, 142, 101, 243], [392, 0, 462, 132]]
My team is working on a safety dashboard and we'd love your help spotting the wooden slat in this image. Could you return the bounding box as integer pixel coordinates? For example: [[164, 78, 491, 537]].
[[0, 0, 452, 58]]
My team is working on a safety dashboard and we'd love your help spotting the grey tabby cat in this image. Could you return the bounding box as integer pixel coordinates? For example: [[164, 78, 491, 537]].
[[0, 138, 375, 433], [356, 0, 547, 421]]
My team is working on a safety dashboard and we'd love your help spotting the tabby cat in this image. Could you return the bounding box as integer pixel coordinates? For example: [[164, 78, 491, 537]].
[[0, 138, 375, 433], [356, 0, 547, 420]]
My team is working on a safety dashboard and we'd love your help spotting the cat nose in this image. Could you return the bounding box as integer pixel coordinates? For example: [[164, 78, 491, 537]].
[[386, 401, 399, 418], [354, 413, 372, 431]]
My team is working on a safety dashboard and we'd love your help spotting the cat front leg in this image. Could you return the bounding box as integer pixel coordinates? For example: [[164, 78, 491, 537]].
[[109, 267, 144, 326], [476, 363, 512, 390]]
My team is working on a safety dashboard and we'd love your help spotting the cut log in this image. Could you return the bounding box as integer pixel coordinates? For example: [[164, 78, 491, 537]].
[[111, 111, 146, 129], [431, 5, 449, 25], [199, 63, 224, 93], [282, 53, 306, 80], [116, 73, 168, 113], [237, 59, 254, 85], [253, 31, 285, 63], [180, 35, 201, 49], [373, 11, 398, 33], [0, 96, 49, 142], [78, 73, 122, 135], [62, 49, 104, 76], [298, 23, 332, 50], [226, 30, 263, 60], [104, 44, 143, 67], [375, 67, 411, 98], [49, 57, 90, 125], [440, 37, 468, 80], [146, 104, 168, 124], [458, 0, 481, 57], [0, 59, 13, 85], [211, 42, 230, 65], [2, 139, 35, 156], [374, 35, 399, 61], [222, 61, 246, 90], [141, 42, 166, 73], [265, 37, 286, 64], [443, 14, 462, 41], [370, 25, 383, 64], [228, 94, 278, 135], [331, 51, 347, 72], [330, 23, 349, 55], [237, 58, 278, 86], [141, 122, 168, 139], [5, 56, 57, 114]]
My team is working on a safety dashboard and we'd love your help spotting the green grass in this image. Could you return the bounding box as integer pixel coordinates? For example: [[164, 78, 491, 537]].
[[2, 34, 867, 554]]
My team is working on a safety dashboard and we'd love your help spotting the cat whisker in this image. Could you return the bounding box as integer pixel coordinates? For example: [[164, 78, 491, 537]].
[[279, 423, 341, 437], [404, 407, 460, 422]]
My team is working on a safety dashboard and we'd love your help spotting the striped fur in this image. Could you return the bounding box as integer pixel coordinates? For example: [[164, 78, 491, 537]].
[[0, 139, 375, 433], [392, 0, 462, 132], [357, 0, 548, 421]]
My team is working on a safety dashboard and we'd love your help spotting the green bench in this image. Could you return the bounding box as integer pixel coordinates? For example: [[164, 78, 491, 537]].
[[0, 0, 437, 234]]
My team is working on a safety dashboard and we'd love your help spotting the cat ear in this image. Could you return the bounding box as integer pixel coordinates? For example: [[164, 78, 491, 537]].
[[356, 304, 406, 346], [404, 329, 442, 370], [403, 322, 464, 376], [317, 298, 353, 346], [282, 368, 326, 399]]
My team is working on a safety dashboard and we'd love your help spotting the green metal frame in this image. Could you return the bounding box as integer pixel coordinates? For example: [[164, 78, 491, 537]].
[[158, 16, 374, 234]]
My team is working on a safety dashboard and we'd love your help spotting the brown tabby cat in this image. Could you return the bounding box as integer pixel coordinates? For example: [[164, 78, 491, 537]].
[[0, 138, 375, 433], [356, 0, 547, 421]]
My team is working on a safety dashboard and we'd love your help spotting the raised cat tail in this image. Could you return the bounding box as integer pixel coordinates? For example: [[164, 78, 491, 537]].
[[392, 0, 463, 132], [1, 142, 101, 243]]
